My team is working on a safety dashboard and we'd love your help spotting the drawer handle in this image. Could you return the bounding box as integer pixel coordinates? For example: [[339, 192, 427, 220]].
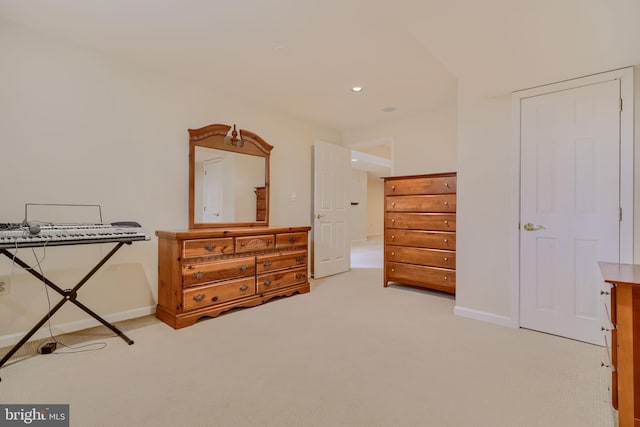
[[443, 257, 448, 261], [264, 280, 272, 287], [445, 182, 450, 188], [601, 326, 614, 332], [391, 252, 395, 256], [391, 268, 395, 272], [193, 272, 205, 280], [600, 290, 610, 295], [221, 245, 228, 253], [239, 285, 249, 291], [240, 242, 246, 247], [204, 244, 216, 251], [263, 261, 272, 268], [211, 296, 218, 302], [444, 201, 449, 206], [391, 185, 396, 191], [601, 362, 611, 368], [240, 265, 249, 272], [391, 235, 395, 240], [392, 202, 396, 207], [193, 294, 205, 302], [295, 273, 305, 279], [268, 239, 273, 244], [295, 256, 304, 263], [391, 218, 396, 223], [288, 236, 298, 243], [443, 239, 448, 243], [444, 220, 448, 224], [443, 276, 448, 280]]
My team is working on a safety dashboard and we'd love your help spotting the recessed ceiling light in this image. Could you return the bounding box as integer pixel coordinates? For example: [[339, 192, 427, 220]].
[[351, 86, 363, 93], [382, 106, 396, 113]]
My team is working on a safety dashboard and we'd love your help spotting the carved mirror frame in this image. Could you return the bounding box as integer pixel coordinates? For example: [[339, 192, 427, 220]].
[[188, 123, 273, 229]]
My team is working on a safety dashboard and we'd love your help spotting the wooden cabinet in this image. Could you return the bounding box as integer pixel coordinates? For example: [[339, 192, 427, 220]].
[[255, 186, 266, 221], [156, 226, 310, 329], [599, 262, 640, 427], [383, 172, 456, 294]]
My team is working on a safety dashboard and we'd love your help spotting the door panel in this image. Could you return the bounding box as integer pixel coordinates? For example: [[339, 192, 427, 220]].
[[313, 140, 350, 278], [520, 79, 620, 345]]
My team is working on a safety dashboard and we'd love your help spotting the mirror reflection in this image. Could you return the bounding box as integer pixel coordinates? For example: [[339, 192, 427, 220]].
[[193, 146, 266, 224]]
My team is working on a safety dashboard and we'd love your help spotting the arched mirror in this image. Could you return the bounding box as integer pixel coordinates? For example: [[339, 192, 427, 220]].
[[189, 124, 272, 229]]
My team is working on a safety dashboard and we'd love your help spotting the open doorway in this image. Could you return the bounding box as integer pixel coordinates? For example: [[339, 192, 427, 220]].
[[349, 140, 392, 268]]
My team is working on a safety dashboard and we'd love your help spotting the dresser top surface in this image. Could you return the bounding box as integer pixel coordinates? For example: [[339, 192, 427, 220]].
[[156, 226, 310, 240], [599, 262, 640, 286], [381, 172, 456, 181]]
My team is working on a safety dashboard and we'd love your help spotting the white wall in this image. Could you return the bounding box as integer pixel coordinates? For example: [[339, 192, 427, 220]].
[[349, 170, 367, 242], [0, 20, 340, 343], [366, 175, 384, 237], [343, 108, 458, 176]]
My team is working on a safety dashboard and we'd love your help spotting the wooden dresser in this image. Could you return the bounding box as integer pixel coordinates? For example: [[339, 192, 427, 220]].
[[599, 262, 640, 427], [383, 172, 456, 294], [156, 226, 310, 329], [255, 186, 266, 221]]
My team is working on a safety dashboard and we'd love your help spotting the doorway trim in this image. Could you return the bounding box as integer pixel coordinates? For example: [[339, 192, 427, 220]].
[[510, 67, 634, 328]]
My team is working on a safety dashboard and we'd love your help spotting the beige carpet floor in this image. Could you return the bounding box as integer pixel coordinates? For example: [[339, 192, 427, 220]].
[[0, 268, 615, 427]]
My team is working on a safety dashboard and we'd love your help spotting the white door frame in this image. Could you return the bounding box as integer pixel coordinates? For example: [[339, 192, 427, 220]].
[[510, 67, 634, 328]]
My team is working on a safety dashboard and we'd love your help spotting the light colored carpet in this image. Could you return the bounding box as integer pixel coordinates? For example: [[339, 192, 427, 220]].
[[0, 268, 615, 427]]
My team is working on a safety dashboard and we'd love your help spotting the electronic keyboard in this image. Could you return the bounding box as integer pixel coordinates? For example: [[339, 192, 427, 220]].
[[0, 222, 149, 249]]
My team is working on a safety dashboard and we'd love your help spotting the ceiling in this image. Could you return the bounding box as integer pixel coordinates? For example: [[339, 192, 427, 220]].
[[1, 1, 639, 131]]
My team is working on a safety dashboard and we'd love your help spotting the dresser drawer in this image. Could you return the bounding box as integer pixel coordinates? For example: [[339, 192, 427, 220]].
[[183, 256, 255, 287], [385, 230, 455, 250], [386, 194, 456, 213], [235, 234, 275, 253], [386, 262, 455, 291], [257, 250, 307, 273], [258, 267, 308, 293], [275, 232, 308, 249], [183, 277, 255, 310], [385, 213, 456, 231], [385, 175, 456, 196], [386, 246, 455, 269], [183, 238, 234, 258]]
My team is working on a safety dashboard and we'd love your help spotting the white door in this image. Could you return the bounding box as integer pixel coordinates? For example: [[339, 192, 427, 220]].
[[520, 79, 621, 345], [313, 140, 351, 278], [203, 158, 223, 223]]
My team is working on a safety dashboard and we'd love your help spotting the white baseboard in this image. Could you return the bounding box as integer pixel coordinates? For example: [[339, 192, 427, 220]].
[[0, 305, 156, 348], [454, 305, 518, 328]]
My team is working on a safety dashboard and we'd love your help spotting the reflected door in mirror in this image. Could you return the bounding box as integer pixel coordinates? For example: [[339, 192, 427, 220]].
[[194, 147, 266, 224]]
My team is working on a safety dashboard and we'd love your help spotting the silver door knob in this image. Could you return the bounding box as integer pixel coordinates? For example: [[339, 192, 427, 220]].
[[523, 223, 545, 231]]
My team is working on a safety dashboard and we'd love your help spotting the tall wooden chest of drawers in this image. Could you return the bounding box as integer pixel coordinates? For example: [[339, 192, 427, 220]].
[[383, 172, 457, 294], [156, 226, 310, 329]]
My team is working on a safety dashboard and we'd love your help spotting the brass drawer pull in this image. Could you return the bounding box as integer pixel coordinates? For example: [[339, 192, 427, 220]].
[[391, 268, 395, 272], [445, 182, 450, 188], [288, 236, 298, 243], [391, 252, 395, 256], [391, 235, 395, 240], [443, 239, 448, 243], [444, 201, 449, 206], [600, 290, 610, 295], [193, 272, 205, 280], [239, 285, 249, 291], [392, 202, 396, 207], [295, 256, 304, 263], [295, 273, 305, 279], [391, 185, 396, 191], [211, 296, 218, 302], [240, 242, 246, 247], [268, 239, 273, 244], [443, 276, 448, 280], [443, 257, 448, 261], [391, 218, 396, 223], [204, 244, 217, 251], [264, 280, 272, 287], [443, 220, 448, 224], [263, 261, 272, 268], [240, 265, 249, 272], [193, 294, 205, 302]]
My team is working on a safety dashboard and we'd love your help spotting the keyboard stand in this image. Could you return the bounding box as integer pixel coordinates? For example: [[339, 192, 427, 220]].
[[0, 242, 135, 380]]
